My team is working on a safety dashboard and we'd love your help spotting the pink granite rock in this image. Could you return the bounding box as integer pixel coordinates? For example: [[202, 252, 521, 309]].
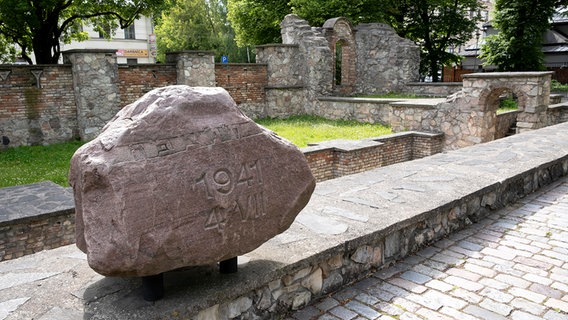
[[69, 86, 315, 277]]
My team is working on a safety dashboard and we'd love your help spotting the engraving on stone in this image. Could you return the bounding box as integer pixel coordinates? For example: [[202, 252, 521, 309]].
[[196, 160, 266, 231], [124, 122, 258, 162]]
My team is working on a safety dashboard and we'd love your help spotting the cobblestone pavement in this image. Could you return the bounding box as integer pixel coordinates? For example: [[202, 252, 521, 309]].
[[289, 177, 568, 320]]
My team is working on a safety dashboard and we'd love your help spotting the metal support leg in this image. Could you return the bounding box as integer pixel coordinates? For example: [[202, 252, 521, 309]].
[[142, 273, 164, 301], [219, 257, 238, 274]]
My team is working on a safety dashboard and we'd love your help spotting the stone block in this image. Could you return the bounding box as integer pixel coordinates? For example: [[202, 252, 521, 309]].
[[69, 86, 315, 276]]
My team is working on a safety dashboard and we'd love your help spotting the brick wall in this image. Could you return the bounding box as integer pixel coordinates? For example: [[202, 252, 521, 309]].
[[215, 64, 267, 104], [0, 65, 77, 146], [118, 64, 177, 107], [304, 132, 444, 182], [0, 211, 75, 261]]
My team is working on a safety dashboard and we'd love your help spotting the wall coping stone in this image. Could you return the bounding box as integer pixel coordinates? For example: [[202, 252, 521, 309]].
[[215, 63, 268, 67], [463, 71, 555, 79], [406, 82, 463, 87], [318, 96, 400, 104], [303, 138, 383, 153], [302, 131, 444, 154], [0, 181, 74, 226], [166, 50, 215, 55], [548, 102, 568, 110], [255, 44, 299, 48], [265, 85, 305, 90]]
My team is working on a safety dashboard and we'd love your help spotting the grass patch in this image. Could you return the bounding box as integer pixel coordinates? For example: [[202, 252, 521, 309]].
[[496, 96, 519, 114], [256, 115, 392, 148], [0, 141, 84, 188], [1, 116, 391, 188]]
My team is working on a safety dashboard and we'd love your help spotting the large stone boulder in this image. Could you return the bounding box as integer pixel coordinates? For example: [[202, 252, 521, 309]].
[[69, 86, 315, 277]]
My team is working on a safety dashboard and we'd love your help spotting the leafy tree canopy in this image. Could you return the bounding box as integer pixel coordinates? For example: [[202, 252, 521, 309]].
[[0, 0, 166, 64], [155, 0, 250, 63], [227, 0, 291, 47], [480, 0, 562, 71]]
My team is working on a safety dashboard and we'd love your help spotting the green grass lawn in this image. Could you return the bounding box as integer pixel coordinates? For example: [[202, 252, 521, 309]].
[[257, 115, 391, 148], [0, 115, 391, 188], [0, 140, 85, 188]]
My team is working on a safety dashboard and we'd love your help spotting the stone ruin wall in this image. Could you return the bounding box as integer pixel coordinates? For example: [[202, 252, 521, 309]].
[[355, 23, 420, 95], [258, 14, 421, 116]]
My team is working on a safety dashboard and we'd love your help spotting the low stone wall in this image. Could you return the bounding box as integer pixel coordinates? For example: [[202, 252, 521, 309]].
[[495, 110, 519, 139], [0, 182, 75, 261], [405, 82, 462, 97], [304, 131, 444, 181]]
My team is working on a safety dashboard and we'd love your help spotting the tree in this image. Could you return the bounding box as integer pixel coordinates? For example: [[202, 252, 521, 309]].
[[155, 0, 250, 62], [0, 34, 17, 63], [289, 0, 384, 26], [227, 0, 291, 47], [479, 0, 559, 71], [0, 0, 166, 64], [227, 0, 482, 82], [385, 0, 483, 82]]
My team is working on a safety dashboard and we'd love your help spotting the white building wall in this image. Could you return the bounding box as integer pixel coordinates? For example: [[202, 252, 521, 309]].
[[59, 16, 156, 64]]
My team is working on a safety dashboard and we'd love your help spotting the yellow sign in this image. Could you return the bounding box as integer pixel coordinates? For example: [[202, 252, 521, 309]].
[[116, 49, 149, 58]]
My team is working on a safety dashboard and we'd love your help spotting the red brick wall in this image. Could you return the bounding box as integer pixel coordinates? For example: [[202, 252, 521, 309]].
[[305, 132, 444, 182], [0, 211, 75, 261], [118, 64, 177, 107], [0, 65, 77, 145], [215, 64, 267, 104]]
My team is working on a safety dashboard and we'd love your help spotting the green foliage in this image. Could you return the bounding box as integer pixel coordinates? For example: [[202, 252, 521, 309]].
[[256, 115, 392, 147], [227, 0, 291, 46], [0, 141, 84, 188], [155, 0, 251, 62], [0, 0, 166, 64], [551, 80, 568, 92], [0, 33, 17, 63], [289, 0, 384, 26], [496, 96, 518, 114], [479, 0, 558, 71], [389, 0, 482, 82]]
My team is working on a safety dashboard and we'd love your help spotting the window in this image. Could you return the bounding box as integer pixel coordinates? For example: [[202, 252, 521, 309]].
[[98, 25, 111, 38], [335, 41, 343, 85], [124, 24, 136, 39], [126, 58, 138, 65]]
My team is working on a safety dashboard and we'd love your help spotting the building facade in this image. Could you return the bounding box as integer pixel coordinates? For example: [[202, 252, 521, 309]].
[[59, 16, 156, 64]]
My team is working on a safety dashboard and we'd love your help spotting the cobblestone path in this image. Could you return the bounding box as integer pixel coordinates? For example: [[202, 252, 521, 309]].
[[289, 178, 568, 320]]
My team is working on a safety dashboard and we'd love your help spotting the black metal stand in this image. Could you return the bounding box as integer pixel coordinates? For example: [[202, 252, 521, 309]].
[[219, 257, 238, 274], [142, 273, 164, 301]]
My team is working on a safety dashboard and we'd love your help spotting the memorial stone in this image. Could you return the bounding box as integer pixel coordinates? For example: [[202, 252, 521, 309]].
[[69, 85, 315, 277]]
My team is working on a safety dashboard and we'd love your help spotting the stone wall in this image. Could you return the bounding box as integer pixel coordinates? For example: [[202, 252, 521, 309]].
[[63, 50, 121, 141], [0, 52, 270, 147], [0, 65, 77, 146], [118, 64, 177, 107], [495, 110, 518, 139], [355, 23, 420, 94], [304, 132, 443, 181], [405, 82, 463, 97], [215, 63, 268, 119]]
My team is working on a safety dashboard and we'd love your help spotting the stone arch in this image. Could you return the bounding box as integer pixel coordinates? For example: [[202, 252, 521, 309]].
[[441, 72, 553, 149], [478, 85, 526, 140], [323, 17, 357, 95]]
